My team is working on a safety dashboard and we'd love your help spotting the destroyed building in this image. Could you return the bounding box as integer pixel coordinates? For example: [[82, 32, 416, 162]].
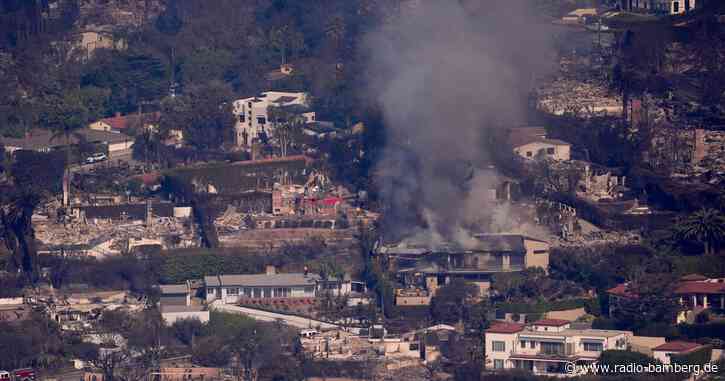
[[35, 201, 198, 258], [383, 234, 550, 301]]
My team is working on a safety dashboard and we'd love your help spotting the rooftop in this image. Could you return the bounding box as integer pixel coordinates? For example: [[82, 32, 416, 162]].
[[95, 112, 160, 131], [204, 273, 320, 288], [486, 322, 525, 334], [675, 280, 725, 295], [533, 319, 571, 327], [1, 128, 133, 151], [160, 305, 206, 313], [383, 233, 547, 256], [653, 341, 702, 353], [517, 328, 631, 339], [159, 284, 189, 295]]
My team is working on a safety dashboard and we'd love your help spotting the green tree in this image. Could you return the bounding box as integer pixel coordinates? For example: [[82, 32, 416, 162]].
[[675, 208, 725, 255], [614, 273, 681, 331], [43, 91, 91, 172], [268, 106, 305, 157], [430, 279, 479, 324], [160, 81, 234, 149]]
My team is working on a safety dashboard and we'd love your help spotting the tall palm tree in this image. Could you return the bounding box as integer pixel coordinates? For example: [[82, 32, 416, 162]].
[[676, 208, 725, 255], [46, 92, 90, 176], [268, 106, 304, 157]]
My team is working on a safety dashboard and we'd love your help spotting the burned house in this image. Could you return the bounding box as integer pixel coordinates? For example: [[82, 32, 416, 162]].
[[385, 234, 550, 299]]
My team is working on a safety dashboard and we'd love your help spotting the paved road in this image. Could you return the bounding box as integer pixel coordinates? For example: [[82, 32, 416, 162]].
[[211, 302, 360, 334]]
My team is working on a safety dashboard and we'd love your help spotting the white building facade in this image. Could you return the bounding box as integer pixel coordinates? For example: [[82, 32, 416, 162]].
[[485, 320, 633, 377], [232, 91, 316, 146]]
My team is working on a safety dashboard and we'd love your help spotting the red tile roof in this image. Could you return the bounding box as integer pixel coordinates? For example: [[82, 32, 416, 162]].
[[533, 319, 570, 327], [486, 322, 525, 334], [606, 283, 638, 299], [675, 281, 725, 295], [98, 112, 160, 131], [680, 274, 708, 282], [653, 341, 702, 353]]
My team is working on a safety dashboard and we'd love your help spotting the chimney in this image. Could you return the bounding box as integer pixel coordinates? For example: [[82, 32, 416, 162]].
[[266, 265, 276, 275]]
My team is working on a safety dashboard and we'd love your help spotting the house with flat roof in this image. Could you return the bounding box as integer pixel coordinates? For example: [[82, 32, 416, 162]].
[[158, 282, 209, 325], [204, 266, 362, 304], [205, 268, 319, 304], [231, 91, 315, 146], [392, 234, 550, 297], [485, 320, 632, 376]]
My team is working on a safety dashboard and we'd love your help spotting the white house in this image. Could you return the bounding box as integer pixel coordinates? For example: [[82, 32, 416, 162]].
[[205, 267, 319, 304], [231, 91, 315, 146], [512, 137, 571, 161], [204, 266, 362, 304], [158, 282, 210, 326], [485, 320, 632, 377]]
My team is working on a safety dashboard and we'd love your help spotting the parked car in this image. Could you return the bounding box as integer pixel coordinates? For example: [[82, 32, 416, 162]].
[[85, 152, 108, 164]]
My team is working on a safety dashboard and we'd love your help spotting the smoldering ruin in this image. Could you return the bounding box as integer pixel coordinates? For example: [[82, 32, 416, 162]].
[[366, 0, 556, 244]]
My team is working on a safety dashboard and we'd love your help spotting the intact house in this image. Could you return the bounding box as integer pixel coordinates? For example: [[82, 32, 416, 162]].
[[0, 128, 134, 160], [653, 341, 707, 365], [72, 25, 127, 62], [506, 126, 571, 161], [619, 0, 698, 15], [387, 234, 550, 301], [485, 320, 632, 377], [204, 266, 360, 304], [511, 136, 571, 161], [158, 282, 209, 326], [89, 112, 184, 147], [606, 275, 725, 324], [232, 91, 316, 146], [89, 112, 160, 134]]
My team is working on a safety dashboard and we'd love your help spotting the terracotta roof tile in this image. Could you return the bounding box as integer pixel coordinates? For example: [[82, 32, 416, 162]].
[[533, 319, 570, 327], [486, 322, 525, 334], [653, 341, 702, 353], [675, 281, 725, 295]]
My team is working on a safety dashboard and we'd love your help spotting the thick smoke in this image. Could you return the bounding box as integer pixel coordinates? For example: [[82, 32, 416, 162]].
[[367, 0, 555, 244]]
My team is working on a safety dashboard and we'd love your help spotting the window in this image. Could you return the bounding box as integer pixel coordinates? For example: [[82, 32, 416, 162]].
[[530, 341, 535, 349], [253, 288, 262, 298], [244, 288, 252, 297], [583, 342, 603, 352], [520, 341, 526, 348], [263, 288, 272, 298], [492, 341, 506, 352], [227, 287, 239, 295], [257, 117, 266, 125], [240, 114, 245, 123], [304, 286, 315, 294], [541, 342, 564, 355], [494, 359, 504, 369], [546, 147, 555, 155], [526, 151, 533, 157], [673, 1, 679, 12]]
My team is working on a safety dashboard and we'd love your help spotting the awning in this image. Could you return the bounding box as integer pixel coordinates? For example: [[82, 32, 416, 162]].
[[519, 336, 566, 343]]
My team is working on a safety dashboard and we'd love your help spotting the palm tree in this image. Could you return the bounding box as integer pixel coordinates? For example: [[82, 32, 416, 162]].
[[268, 106, 304, 157], [675, 208, 725, 255], [46, 92, 90, 176]]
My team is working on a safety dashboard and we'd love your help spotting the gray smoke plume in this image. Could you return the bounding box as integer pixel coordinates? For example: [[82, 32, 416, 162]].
[[367, 0, 555, 244]]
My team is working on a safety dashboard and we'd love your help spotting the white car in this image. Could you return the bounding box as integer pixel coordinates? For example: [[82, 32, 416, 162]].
[[85, 152, 108, 164]]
